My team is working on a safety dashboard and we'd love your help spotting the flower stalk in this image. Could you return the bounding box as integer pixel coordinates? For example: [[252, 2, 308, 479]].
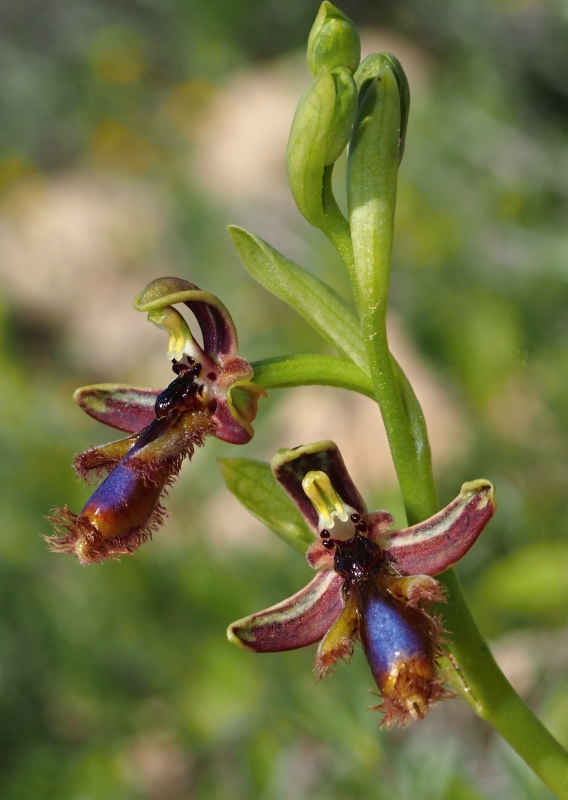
[[227, 2, 568, 793]]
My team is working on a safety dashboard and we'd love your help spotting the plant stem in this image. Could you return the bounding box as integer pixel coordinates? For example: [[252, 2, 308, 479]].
[[320, 165, 357, 286], [340, 61, 568, 799]]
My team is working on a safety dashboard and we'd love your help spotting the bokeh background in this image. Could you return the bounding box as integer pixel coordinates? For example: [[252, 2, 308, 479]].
[[2, 0, 568, 797]]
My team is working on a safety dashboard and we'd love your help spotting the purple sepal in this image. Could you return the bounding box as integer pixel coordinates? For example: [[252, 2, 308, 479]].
[[382, 480, 496, 577], [227, 570, 344, 652], [271, 441, 366, 531], [73, 385, 160, 433]]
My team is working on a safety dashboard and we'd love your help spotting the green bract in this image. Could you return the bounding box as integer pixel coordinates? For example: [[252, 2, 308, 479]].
[[307, 1, 360, 76]]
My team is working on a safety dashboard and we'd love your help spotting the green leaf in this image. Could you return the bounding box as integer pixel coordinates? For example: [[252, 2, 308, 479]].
[[251, 354, 373, 397], [218, 458, 313, 553], [228, 225, 367, 371]]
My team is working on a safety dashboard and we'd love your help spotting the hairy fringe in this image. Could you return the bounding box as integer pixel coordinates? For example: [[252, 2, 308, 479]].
[[45, 502, 167, 566], [373, 676, 455, 729], [122, 413, 214, 487], [314, 639, 355, 682], [74, 449, 121, 483]]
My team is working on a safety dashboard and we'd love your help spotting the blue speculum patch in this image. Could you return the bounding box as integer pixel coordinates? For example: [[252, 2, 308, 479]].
[[360, 589, 428, 677], [82, 463, 139, 515]]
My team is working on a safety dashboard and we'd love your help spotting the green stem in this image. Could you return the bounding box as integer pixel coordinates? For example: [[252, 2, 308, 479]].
[[319, 165, 357, 286], [255, 355, 568, 794], [339, 64, 568, 797]]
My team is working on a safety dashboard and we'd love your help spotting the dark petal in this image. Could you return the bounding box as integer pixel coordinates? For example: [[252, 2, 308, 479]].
[[227, 570, 344, 652], [382, 480, 496, 577], [74, 385, 159, 433], [271, 441, 366, 531], [364, 510, 394, 540], [306, 539, 335, 569]]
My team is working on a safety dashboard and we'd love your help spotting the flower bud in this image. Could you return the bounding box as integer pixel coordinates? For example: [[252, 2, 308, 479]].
[[287, 65, 357, 226], [324, 67, 357, 165], [307, 2, 360, 76], [353, 53, 410, 160]]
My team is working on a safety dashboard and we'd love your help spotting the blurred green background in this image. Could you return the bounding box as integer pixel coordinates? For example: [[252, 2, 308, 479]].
[[2, 0, 568, 797]]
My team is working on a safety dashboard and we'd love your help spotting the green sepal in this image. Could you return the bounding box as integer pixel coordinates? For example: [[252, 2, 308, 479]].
[[354, 53, 410, 160], [218, 458, 314, 553], [286, 66, 336, 226], [325, 67, 358, 165], [228, 225, 367, 370], [307, 2, 360, 76]]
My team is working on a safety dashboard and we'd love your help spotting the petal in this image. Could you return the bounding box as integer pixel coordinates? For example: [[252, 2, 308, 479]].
[[74, 385, 159, 433], [271, 441, 366, 531], [315, 593, 359, 678], [227, 570, 344, 653], [213, 380, 267, 444], [364, 510, 394, 540], [306, 539, 335, 569], [74, 433, 140, 480], [382, 479, 496, 577], [134, 277, 239, 361]]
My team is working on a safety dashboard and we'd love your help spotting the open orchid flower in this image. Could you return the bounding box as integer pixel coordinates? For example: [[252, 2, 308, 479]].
[[47, 277, 266, 565], [228, 441, 496, 727]]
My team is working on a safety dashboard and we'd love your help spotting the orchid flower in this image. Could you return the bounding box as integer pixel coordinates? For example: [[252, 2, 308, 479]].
[[227, 441, 496, 727], [47, 277, 266, 565]]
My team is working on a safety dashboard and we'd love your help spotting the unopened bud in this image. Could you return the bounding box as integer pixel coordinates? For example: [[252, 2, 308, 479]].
[[325, 67, 357, 165], [307, 2, 360, 76], [354, 53, 410, 160]]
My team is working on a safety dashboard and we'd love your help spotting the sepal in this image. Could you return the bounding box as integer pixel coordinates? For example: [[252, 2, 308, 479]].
[[227, 570, 344, 652], [325, 68, 358, 165], [73, 384, 159, 433], [380, 479, 497, 577]]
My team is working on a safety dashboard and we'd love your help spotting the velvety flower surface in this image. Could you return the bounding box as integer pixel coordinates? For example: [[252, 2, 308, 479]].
[[47, 277, 266, 565], [228, 441, 496, 727]]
